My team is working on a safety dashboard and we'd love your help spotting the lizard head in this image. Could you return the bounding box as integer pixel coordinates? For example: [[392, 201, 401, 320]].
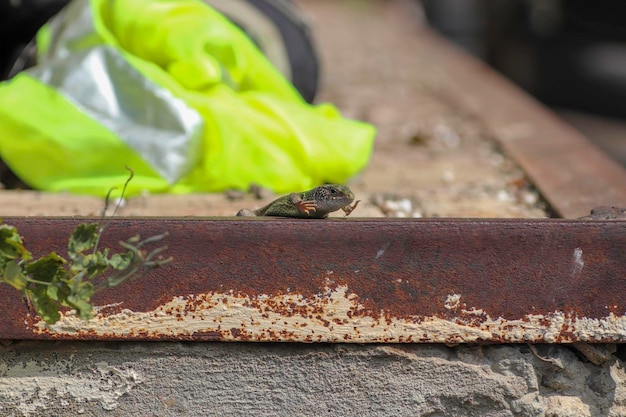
[[313, 184, 355, 213]]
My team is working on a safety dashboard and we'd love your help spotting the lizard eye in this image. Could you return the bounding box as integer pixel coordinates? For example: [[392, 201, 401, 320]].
[[329, 188, 337, 194]]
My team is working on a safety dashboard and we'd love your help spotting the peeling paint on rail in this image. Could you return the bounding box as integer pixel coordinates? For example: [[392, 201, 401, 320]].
[[34, 287, 626, 343], [1, 218, 625, 343]]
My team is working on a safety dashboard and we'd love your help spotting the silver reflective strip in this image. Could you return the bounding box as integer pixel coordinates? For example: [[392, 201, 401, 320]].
[[29, 0, 204, 185]]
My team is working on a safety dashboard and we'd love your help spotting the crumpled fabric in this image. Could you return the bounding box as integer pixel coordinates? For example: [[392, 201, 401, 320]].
[[0, 0, 375, 196]]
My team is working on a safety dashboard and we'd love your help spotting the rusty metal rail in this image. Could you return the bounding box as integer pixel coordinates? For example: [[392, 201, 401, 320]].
[[0, 217, 624, 343]]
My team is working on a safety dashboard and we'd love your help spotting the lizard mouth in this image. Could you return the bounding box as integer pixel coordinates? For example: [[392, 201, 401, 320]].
[[336, 190, 354, 202], [334, 194, 354, 204]]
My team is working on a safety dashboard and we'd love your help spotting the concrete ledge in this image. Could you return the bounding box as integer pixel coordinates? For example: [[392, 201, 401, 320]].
[[1, 341, 624, 416]]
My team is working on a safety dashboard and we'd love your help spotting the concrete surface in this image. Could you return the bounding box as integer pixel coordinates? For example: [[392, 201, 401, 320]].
[[1, 342, 625, 416]]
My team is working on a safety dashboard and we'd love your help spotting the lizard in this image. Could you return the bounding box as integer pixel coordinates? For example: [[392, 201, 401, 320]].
[[236, 184, 359, 218]]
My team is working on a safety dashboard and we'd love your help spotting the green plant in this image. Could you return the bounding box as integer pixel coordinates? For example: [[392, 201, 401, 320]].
[[0, 169, 171, 324]]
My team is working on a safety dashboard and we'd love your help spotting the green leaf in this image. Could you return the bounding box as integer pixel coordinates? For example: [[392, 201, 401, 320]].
[[26, 286, 60, 324], [109, 251, 134, 270], [0, 224, 32, 262], [68, 223, 99, 256], [3, 260, 28, 290], [127, 235, 141, 244], [70, 251, 110, 279], [66, 279, 94, 321], [24, 252, 67, 284], [47, 281, 71, 305]]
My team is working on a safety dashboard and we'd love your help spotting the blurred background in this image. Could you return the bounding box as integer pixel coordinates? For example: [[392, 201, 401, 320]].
[[421, 0, 626, 166]]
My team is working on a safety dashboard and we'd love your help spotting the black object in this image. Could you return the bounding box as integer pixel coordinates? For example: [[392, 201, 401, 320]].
[[421, 0, 626, 120], [207, 0, 320, 103], [0, 0, 69, 79]]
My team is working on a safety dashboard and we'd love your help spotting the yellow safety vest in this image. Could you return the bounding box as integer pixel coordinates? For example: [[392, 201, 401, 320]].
[[0, 0, 375, 196]]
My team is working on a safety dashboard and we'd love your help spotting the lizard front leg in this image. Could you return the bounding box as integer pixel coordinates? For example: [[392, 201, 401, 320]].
[[342, 200, 361, 216], [289, 192, 317, 215]]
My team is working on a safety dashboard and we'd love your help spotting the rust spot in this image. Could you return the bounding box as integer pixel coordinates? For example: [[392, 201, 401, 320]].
[[190, 331, 223, 341]]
